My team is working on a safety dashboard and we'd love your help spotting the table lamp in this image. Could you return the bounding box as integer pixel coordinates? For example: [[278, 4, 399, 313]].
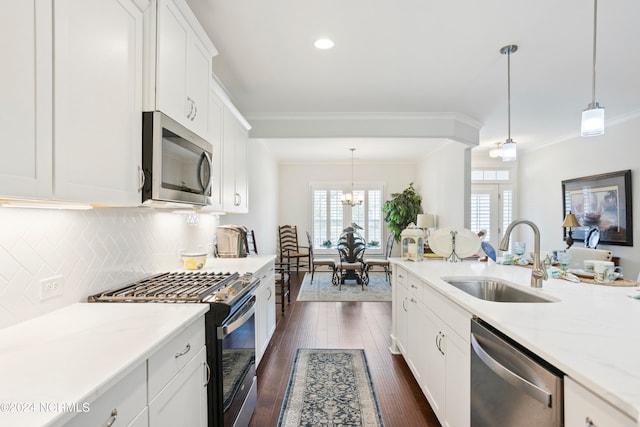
[[562, 211, 581, 248], [416, 213, 435, 237]]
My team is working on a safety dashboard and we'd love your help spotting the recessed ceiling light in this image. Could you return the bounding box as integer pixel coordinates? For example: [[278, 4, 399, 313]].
[[314, 38, 334, 49]]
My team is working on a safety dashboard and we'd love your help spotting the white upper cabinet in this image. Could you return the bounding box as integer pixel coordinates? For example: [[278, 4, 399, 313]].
[[54, 0, 146, 205], [207, 85, 224, 211], [150, 0, 217, 139], [0, 0, 52, 199], [222, 106, 249, 213], [0, 0, 146, 205]]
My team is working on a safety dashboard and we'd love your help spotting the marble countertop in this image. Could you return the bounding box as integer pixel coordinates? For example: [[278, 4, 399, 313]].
[[391, 258, 640, 422], [197, 254, 276, 275], [0, 303, 208, 427]]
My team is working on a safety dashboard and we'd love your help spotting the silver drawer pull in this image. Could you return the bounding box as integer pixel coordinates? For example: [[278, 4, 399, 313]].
[[175, 343, 191, 358], [103, 408, 117, 427]]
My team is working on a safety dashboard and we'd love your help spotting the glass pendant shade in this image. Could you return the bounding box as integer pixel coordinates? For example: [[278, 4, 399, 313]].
[[501, 139, 517, 162], [581, 104, 605, 137]]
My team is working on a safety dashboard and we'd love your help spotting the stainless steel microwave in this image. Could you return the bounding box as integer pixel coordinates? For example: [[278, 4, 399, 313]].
[[142, 111, 212, 206]]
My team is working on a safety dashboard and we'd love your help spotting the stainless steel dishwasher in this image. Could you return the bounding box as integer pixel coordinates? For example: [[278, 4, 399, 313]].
[[471, 319, 564, 426]]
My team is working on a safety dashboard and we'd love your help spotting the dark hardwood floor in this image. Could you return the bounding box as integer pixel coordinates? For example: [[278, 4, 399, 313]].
[[249, 272, 441, 427]]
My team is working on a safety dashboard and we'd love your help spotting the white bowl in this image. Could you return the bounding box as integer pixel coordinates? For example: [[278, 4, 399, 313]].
[[181, 253, 207, 270]]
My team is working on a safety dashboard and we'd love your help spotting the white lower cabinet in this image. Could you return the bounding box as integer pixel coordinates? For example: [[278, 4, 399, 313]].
[[564, 377, 635, 427], [63, 315, 207, 427], [392, 266, 470, 427], [148, 345, 208, 427], [63, 362, 147, 427], [255, 261, 276, 365]]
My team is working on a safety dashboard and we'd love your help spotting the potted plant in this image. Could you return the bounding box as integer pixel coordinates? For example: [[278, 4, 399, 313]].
[[383, 183, 423, 242]]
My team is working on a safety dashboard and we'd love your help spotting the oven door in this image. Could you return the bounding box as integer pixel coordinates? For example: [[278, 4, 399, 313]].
[[217, 296, 257, 427], [142, 111, 213, 206]]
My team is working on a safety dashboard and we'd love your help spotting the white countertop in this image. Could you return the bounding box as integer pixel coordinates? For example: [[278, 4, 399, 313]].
[[391, 258, 640, 422], [198, 254, 276, 275], [0, 303, 208, 427]]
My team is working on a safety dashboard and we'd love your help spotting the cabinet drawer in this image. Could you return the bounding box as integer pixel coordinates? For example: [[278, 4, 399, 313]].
[[148, 316, 206, 399], [395, 267, 408, 288], [423, 281, 471, 342], [63, 362, 146, 427], [407, 275, 424, 302], [565, 377, 635, 427]]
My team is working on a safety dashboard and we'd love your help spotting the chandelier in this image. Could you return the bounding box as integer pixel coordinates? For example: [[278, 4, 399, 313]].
[[342, 148, 363, 207]]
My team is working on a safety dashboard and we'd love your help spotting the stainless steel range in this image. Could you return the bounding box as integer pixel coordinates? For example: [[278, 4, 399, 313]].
[[89, 271, 260, 427]]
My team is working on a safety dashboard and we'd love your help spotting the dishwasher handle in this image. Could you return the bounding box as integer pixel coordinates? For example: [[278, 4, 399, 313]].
[[471, 332, 552, 407]]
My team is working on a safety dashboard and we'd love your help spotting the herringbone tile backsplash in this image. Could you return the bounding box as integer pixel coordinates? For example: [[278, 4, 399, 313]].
[[0, 207, 217, 329]]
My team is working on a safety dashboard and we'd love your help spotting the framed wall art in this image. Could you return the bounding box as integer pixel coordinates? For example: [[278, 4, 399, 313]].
[[562, 170, 633, 246]]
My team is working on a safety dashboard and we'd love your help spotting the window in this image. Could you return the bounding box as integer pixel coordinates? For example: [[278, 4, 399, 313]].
[[470, 165, 515, 250], [311, 184, 384, 253]]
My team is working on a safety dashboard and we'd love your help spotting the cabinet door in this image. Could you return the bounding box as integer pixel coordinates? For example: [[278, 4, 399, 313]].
[[221, 104, 249, 213], [156, 0, 188, 124], [186, 37, 210, 137], [395, 281, 409, 356], [254, 284, 268, 365], [0, 0, 52, 199], [565, 377, 635, 427], [423, 307, 446, 419], [54, 0, 144, 205], [207, 88, 224, 210], [148, 345, 208, 427], [444, 329, 470, 427], [156, 0, 211, 138]]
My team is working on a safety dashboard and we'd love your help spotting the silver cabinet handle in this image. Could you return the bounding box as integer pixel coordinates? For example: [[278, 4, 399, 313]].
[[234, 192, 241, 206], [192, 101, 197, 120], [174, 343, 191, 359], [203, 362, 211, 387], [402, 298, 407, 312], [186, 96, 194, 119], [267, 286, 272, 300], [471, 332, 552, 407], [102, 408, 117, 427], [137, 165, 145, 192]]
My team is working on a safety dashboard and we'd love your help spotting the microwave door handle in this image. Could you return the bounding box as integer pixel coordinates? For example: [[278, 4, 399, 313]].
[[471, 332, 552, 407], [198, 152, 212, 195]]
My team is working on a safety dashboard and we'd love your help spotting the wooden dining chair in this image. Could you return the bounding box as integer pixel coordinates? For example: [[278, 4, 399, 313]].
[[278, 225, 309, 272], [364, 232, 394, 283], [306, 232, 337, 285], [336, 227, 368, 290], [275, 260, 291, 313]]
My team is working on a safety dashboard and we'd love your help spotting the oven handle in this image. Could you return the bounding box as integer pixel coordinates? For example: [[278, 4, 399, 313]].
[[217, 296, 256, 339]]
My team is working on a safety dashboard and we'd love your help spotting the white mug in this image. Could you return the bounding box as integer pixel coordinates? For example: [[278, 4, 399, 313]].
[[583, 259, 597, 273], [593, 261, 623, 284]]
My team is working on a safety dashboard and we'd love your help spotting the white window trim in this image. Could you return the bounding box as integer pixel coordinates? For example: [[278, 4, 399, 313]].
[[310, 181, 385, 256]]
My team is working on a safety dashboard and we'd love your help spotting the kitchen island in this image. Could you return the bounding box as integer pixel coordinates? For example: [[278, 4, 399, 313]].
[[391, 258, 640, 425]]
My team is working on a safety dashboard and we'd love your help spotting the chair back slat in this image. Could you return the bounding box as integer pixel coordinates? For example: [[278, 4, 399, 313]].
[[279, 225, 300, 252]]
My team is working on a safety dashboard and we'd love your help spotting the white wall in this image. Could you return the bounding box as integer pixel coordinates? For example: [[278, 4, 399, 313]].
[[417, 141, 471, 228], [519, 115, 640, 279], [278, 160, 418, 256], [221, 139, 279, 254], [0, 207, 217, 329]]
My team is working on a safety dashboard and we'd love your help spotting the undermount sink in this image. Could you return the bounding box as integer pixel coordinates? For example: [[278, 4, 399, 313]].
[[442, 277, 558, 303]]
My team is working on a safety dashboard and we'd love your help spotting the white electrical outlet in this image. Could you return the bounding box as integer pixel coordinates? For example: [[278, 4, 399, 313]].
[[39, 275, 64, 301]]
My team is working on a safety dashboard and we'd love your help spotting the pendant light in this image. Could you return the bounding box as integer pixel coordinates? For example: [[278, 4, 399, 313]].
[[581, 0, 605, 137], [341, 148, 363, 207], [500, 44, 518, 162]]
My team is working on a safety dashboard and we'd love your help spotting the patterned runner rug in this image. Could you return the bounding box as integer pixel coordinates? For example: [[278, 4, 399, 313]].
[[297, 273, 391, 302], [278, 349, 385, 427]]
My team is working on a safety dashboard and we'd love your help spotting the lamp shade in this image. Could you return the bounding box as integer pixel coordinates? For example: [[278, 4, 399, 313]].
[[416, 213, 435, 229], [501, 140, 517, 162], [581, 106, 605, 137], [562, 212, 581, 228]]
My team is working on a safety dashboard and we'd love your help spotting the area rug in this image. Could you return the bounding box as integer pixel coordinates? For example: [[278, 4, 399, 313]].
[[297, 273, 391, 302], [277, 349, 385, 427]]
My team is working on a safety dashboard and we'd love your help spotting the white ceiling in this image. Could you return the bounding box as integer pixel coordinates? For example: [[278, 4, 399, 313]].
[[186, 0, 640, 162]]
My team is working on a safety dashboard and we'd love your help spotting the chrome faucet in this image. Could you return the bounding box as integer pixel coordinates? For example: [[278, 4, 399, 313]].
[[499, 219, 548, 288]]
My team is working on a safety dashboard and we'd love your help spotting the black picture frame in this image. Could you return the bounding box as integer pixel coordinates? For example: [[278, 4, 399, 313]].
[[562, 170, 633, 246]]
